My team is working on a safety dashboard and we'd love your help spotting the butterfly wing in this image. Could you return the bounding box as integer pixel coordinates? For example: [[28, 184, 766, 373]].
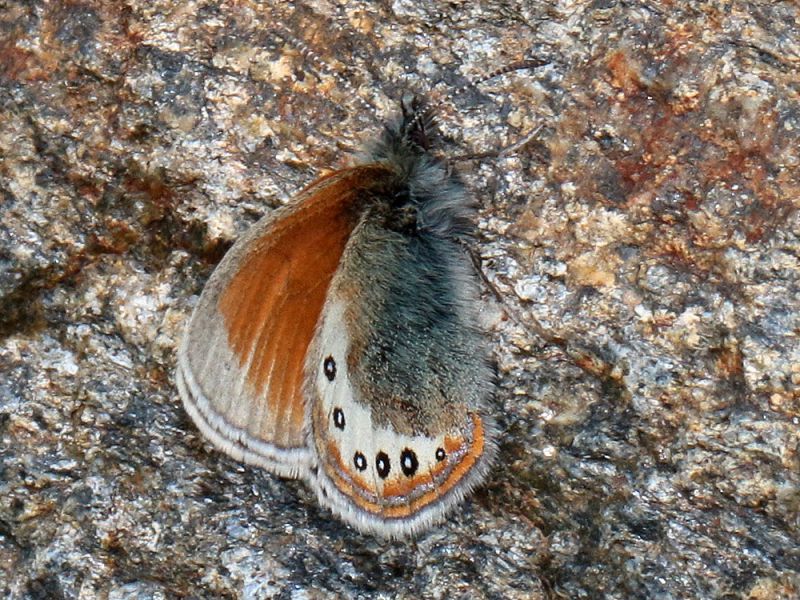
[[177, 165, 393, 477], [304, 212, 496, 537]]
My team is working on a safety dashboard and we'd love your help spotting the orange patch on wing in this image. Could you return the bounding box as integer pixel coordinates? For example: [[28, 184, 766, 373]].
[[326, 440, 375, 494], [438, 414, 485, 491], [443, 435, 464, 454], [429, 456, 452, 479], [382, 468, 437, 498], [218, 165, 394, 449]]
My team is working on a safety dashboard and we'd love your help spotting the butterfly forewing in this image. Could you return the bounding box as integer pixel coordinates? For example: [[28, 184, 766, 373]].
[[177, 165, 394, 477]]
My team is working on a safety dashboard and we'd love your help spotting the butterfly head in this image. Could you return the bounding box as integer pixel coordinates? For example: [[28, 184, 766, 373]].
[[361, 94, 438, 165], [355, 96, 479, 243]]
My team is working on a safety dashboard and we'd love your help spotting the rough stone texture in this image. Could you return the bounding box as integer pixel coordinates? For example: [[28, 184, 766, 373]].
[[1, 1, 798, 598]]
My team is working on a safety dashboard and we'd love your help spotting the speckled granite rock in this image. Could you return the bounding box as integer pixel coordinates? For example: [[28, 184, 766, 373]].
[[1, 1, 798, 598]]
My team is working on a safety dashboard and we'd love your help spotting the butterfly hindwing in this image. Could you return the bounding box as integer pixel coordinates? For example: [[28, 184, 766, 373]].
[[304, 209, 496, 537]]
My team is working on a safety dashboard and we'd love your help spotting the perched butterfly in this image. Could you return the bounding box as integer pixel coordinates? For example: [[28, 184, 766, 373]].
[[176, 95, 496, 538]]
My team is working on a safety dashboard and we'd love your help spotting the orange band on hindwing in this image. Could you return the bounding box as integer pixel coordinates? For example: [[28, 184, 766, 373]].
[[314, 401, 486, 519]]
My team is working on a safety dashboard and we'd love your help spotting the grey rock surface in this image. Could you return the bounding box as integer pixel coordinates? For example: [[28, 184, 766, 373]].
[[1, 1, 798, 598]]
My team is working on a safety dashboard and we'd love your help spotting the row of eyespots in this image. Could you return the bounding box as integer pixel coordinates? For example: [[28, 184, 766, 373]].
[[330, 404, 447, 479], [322, 358, 450, 479], [353, 448, 428, 478]]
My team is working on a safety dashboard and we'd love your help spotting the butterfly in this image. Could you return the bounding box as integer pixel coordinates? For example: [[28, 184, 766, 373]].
[[176, 95, 496, 539]]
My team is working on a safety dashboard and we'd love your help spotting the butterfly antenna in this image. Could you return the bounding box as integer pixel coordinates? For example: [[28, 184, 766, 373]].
[[447, 57, 550, 160], [465, 58, 549, 90], [269, 22, 377, 115]]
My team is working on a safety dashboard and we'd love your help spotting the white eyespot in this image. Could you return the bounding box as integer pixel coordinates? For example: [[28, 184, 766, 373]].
[[332, 407, 345, 430], [323, 356, 336, 381], [400, 448, 419, 477], [353, 451, 367, 471], [375, 451, 391, 479]]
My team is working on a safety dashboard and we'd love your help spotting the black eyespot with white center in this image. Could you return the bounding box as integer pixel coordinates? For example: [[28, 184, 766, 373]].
[[353, 451, 367, 472], [332, 408, 345, 430], [323, 356, 336, 381], [436, 448, 446, 462], [376, 451, 391, 479], [400, 448, 419, 477]]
